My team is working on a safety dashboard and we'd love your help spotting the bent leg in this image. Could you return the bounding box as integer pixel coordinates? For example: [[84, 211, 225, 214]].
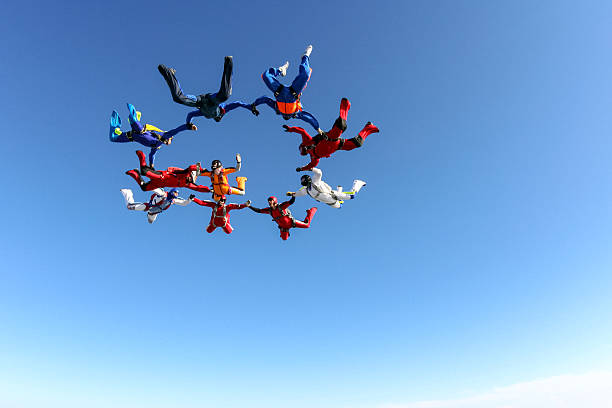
[[158, 64, 201, 107], [211, 56, 233, 104], [290, 55, 312, 95], [206, 224, 217, 233], [147, 213, 158, 224], [222, 224, 233, 234], [262, 68, 282, 93], [341, 123, 379, 151], [280, 229, 290, 240]]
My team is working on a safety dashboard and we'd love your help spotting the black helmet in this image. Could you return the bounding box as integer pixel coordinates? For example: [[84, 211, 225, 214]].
[[211, 159, 222, 170], [300, 175, 312, 186]]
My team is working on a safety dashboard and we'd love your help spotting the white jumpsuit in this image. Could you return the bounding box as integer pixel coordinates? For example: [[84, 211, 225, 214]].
[[294, 168, 365, 208], [120, 188, 191, 223]]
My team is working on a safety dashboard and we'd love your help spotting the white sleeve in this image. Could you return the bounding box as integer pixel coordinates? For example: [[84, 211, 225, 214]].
[[294, 187, 308, 197], [311, 167, 323, 184], [235, 159, 242, 171], [153, 188, 165, 196], [173, 197, 191, 206]]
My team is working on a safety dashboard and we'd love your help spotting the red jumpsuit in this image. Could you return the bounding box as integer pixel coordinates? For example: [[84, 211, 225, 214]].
[[125, 150, 211, 193], [283, 98, 379, 171], [192, 198, 248, 234], [248, 196, 317, 240]]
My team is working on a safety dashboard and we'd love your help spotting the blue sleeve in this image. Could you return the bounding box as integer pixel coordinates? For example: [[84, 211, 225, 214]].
[[163, 123, 190, 138], [186, 109, 203, 124], [252, 96, 276, 110], [296, 110, 320, 131], [221, 101, 252, 113]]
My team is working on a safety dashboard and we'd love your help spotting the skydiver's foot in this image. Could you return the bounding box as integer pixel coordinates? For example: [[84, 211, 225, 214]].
[[363, 122, 380, 134], [136, 150, 148, 168], [236, 176, 247, 192], [278, 61, 289, 77], [125, 169, 143, 185], [250, 104, 260, 116], [340, 98, 351, 119], [305, 207, 317, 224], [303, 44, 313, 57], [158, 64, 176, 76]]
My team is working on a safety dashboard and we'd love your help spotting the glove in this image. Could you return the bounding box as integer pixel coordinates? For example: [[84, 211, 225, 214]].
[[283, 125, 291, 132], [188, 123, 198, 131], [236, 153, 241, 163], [286, 192, 295, 196], [250, 104, 259, 116], [189, 194, 195, 200], [245, 200, 251, 206], [296, 167, 302, 172]]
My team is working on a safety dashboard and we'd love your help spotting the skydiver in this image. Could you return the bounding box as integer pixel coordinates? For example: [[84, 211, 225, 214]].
[[287, 167, 366, 208], [125, 150, 211, 193], [283, 98, 379, 172], [249, 45, 323, 134], [109, 103, 197, 168], [120, 188, 192, 224], [200, 154, 247, 201], [189, 194, 250, 234], [158, 56, 254, 124], [247, 196, 317, 240]]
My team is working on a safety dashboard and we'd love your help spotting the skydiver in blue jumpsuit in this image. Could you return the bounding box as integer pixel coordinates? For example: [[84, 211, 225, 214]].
[[158, 56, 254, 124], [109, 103, 196, 168], [249, 45, 322, 134]]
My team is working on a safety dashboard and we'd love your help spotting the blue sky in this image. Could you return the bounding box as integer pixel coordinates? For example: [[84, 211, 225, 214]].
[[1, 1, 612, 407]]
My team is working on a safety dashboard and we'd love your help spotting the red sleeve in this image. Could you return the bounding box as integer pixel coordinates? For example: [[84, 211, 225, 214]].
[[227, 203, 247, 211], [299, 156, 320, 172], [193, 198, 215, 207]]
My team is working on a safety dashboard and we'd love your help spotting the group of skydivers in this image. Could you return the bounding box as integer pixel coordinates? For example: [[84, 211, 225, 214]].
[[111, 45, 380, 240]]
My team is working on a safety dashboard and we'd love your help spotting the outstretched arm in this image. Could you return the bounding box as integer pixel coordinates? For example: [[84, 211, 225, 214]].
[[252, 96, 276, 109], [295, 110, 321, 132], [297, 157, 320, 172], [186, 110, 203, 125], [227, 200, 251, 211], [173, 196, 193, 206], [190, 196, 215, 207], [311, 167, 323, 184], [248, 204, 270, 214], [163, 123, 194, 139], [280, 196, 296, 210]]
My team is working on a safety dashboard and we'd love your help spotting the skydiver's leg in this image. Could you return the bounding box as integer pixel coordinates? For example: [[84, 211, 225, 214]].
[[251, 96, 277, 114], [157, 64, 201, 107], [280, 229, 290, 240], [293, 207, 317, 228], [207, 56, 233, 105], [206, 224, 217, 233], [222, 224, 233, 234], [110, 133, 131, 143], [147, 213, 159, 224], [127, 103, 144, 133], [295, 110, 321, 133], [341, 122, 380, 151], [326, 98, 351, 139], [289, 55, 312, 95], [262, 68, 282, 93], [227, 177, 247, 195]]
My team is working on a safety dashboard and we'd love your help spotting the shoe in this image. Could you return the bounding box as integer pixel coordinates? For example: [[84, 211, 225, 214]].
[[352, 180, 366, 194], [135, 150, 148, 168], [125, 169, 142, 185], [278, 61, 289, 77], [303, 44, 313, 57], [127, 103, 141, 123], [109, 110, 122, 140], [305, 207, 317, 223]]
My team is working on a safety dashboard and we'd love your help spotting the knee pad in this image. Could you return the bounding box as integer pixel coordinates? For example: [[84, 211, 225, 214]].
[[333, 117, 347, 132]]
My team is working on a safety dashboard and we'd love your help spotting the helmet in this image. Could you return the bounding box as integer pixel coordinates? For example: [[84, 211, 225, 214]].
[[300, 175, 312, 186], [267, 196, 278, 205], [218, 195, 227, 203], [211, 159, 222, 170], [167, 188, 179, 201]]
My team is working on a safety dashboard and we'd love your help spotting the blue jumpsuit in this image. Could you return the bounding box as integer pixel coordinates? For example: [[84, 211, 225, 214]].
[[110, 112, 191, 167], [158, 57, 252, 124], [251, 55, 320, 131]]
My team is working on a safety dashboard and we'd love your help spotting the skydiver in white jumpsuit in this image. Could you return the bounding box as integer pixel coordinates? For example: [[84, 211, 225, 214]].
[[120, 187, 192, 223], [286, 167, 366, 208]]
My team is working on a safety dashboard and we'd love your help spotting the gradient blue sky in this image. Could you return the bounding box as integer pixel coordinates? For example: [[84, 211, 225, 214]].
[[1, 1, 612, 407]]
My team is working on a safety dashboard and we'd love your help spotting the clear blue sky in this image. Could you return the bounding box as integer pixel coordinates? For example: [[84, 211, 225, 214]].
[[1, 1, 612, 407]]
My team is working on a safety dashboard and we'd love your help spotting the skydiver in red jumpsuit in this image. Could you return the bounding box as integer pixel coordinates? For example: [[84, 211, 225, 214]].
[[282, 98, 380, 172], [189, 194, 250, 234], [125, 150, 211, 193], [247, 196, 317, 240]]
